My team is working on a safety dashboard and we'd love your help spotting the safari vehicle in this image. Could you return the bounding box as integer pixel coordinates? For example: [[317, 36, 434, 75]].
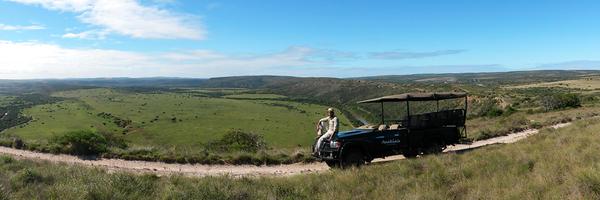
[[314, 92, 468, 168]]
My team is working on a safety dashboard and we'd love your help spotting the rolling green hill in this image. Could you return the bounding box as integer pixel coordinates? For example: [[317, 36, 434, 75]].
[[3, 88, 353, 150]]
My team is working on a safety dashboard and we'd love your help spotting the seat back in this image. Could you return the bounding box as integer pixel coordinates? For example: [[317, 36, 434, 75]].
[[407, 109, 466, 129]]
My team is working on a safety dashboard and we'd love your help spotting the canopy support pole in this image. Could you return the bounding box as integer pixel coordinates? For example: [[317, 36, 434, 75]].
[[406, 101, 410, 126], [380, 102, 385, 124]]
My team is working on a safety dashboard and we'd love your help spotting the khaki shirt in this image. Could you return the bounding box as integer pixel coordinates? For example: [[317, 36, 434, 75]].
[[319, 116, 339, 135]]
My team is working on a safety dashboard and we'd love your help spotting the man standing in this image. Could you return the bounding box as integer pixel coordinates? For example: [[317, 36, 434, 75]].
[[314, 108, 339, 155]]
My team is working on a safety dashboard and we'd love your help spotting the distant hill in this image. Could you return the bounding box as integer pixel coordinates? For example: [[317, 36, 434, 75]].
[[353, 70, 600, 84], [3, 70, 598, 125]]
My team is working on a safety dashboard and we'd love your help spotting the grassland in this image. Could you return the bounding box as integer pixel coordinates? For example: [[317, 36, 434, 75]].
[[3, 88, 352, 150], [2, 100, 120, 142], [1, 118, 600, 199], [223, 93, 287, 99], [509, 77, 600, 90], [466, 104, 600, 140]]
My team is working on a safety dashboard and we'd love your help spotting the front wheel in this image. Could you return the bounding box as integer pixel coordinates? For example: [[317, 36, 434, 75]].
[[325, 160, 340, 168], [341, 149, 365, 168]]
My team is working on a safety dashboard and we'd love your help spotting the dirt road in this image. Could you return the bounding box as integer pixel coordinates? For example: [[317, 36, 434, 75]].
[[0, 122, 571, 178]]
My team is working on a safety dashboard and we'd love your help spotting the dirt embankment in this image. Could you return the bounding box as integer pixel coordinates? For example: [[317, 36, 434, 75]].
[[0, 123, 572, 178]]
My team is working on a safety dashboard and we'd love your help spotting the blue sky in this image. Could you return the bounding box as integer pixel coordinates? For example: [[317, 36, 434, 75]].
[[1, 0, 599, 79]]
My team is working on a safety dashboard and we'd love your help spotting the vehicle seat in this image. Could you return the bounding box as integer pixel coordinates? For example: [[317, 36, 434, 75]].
[[378, 124, 388, 131], [389, 124, 400, 130]]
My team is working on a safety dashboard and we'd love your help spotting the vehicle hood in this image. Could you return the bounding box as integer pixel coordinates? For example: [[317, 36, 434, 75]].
[[336, 129, 372, 138]]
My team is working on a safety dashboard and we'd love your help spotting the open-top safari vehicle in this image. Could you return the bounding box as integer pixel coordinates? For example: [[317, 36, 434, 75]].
[[314, 92, 468, 168]]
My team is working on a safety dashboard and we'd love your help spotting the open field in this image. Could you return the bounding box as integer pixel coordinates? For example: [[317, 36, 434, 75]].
[[223, 93, 287, 99], [1, 118, 600, 199], [508, 77, 600, 90], [2, 88, 352, 150], [2, 100, 120, 141]]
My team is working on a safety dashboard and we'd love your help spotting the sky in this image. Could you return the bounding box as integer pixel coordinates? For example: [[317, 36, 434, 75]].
[[1, 0, 600, 79]]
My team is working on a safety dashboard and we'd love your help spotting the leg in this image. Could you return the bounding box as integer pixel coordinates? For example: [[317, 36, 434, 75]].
[[314, 132, 332, 155]]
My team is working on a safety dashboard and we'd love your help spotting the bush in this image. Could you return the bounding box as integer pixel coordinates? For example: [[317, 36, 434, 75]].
[[0, 156, 14, 164], [0, 184, 9, 200], [486, 107, 504, 117], [541, 93, 581, 111], [10, 168, 44, 189], [577, 169, 600, 198], [502, 106, 517, 116], [471, 98, 504, 118], [0, 138, 12, 148], [205, 130, 267, 153], [50, 131, 109, 155]]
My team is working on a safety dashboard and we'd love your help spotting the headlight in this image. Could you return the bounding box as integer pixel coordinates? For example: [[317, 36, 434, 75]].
[[329, 141, 341, 149]]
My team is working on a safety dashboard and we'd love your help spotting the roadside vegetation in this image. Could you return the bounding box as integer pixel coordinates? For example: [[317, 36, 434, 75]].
[[2, 118, 600, 199]]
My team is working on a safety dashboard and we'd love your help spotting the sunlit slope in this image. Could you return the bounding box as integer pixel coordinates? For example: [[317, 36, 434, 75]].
[[4, 88, 352, 149]]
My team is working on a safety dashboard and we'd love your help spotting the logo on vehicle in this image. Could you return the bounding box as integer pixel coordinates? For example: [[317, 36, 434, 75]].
[[382, 139, 401, 144]]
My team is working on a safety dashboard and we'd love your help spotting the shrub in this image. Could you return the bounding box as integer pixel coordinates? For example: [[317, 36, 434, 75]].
[[476, 129, 495, 140], [0, 138, 11, 148], [0, 156, 14, 164], [486, 107, 504, 117], [502, 105, 517, 116], [0, 184, 9, 200], [471, 98, 504, 118], [577, 169, 600, 198], [205, 130, 267, 153], [10, 168, 44, 189], [541, 93, 581, 111], [530, 121, 543, 129], [50, 131, 109, 155]]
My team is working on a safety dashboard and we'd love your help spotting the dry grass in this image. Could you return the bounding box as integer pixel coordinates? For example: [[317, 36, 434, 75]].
[[508, 78, 600, 90]]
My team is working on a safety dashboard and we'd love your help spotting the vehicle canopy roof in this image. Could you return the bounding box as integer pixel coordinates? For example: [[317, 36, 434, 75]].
[[357, 92, 467, 103]]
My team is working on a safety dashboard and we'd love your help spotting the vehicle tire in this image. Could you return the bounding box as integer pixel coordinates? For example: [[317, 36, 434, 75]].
[[341, 149, 365, 168], [403, 149, 419, 158], [424, 143, 445, 155], [325, 160, 340, 168]]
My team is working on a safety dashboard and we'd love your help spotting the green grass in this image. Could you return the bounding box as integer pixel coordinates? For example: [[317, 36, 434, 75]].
[[223, 93, 287, 99], [3, 100, 120, 142], [0, 95, 15, 107], [4, 88, 352, 150], [2, 118, 600, 199], [183, 88, 250, 94]]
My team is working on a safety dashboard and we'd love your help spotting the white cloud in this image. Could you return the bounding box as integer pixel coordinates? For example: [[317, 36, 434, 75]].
[[62, 29, 109, 39], [8, 0, 205, 40], [0, 40, 319, 79], [0, 40, 512, 79], [7, 0, 92, 11], [369, 49, 467, 60], [0, 23, 45, 31]]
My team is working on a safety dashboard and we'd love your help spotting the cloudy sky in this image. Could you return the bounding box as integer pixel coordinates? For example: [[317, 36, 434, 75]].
[[1, 0, 599, 79]]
